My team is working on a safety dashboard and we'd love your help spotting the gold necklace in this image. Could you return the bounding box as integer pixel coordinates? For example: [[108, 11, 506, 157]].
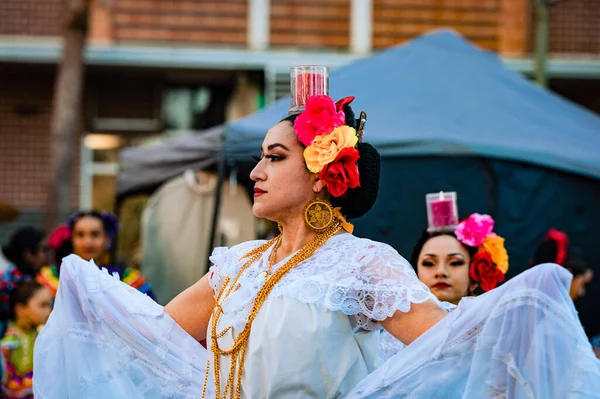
[[202, 221, 341, 399], [255, 235, 282, 280]]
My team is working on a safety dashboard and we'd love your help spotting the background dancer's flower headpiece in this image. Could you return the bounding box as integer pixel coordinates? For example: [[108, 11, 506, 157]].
[[289, 65, 365, 198], [539, 228, 569, 266], [425, 191, 509, 292], [530, 227, 589, 275]]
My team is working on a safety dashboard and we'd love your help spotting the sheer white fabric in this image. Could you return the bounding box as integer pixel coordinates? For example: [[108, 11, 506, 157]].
[[377, 330, 406, 366], [347, 264, 600, 398], [33, 255, 211, 399], [32, 242, 600, 398], [208, 233, 451, 331]]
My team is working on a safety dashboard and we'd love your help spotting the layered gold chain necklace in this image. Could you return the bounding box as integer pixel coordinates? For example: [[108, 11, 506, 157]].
[[202, 219, 342, 399]]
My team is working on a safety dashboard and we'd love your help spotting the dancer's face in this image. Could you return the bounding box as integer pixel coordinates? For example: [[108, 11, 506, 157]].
[[250, 121, 321, 223], [416, 235, 473, 305], [71, 216, 109, 262]]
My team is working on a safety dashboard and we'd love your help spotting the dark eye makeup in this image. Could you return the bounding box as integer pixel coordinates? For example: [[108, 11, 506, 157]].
[[252, 154, 283, 163]]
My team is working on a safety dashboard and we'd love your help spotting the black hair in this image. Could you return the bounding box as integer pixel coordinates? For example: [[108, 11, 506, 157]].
[[8, 280, 45, 321], [67, 210, 119, 239], [281, 102, 380, 219], [531, 237, 589, 276], [2, 226, 45, 275], [410, 230, 478, 274], [53, 240, 74, 268]]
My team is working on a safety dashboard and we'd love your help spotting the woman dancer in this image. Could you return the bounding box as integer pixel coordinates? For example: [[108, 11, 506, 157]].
[[34, 73, 599, 398]]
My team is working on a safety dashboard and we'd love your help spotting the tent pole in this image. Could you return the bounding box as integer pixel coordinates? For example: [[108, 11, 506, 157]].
[[206, 142, 227, 272]]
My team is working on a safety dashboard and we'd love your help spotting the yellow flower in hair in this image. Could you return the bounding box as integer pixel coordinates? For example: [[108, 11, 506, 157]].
[[303, 125, 358, 173], [479, 235, 509, 274]]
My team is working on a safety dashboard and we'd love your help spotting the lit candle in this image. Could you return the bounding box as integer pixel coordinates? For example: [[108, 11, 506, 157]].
[[289, 66, 328, 114], [426, 191, 458, 231]]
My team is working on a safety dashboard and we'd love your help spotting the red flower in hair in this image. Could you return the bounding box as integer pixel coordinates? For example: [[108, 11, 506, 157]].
[[294, 95, 345, 146], [318, 147, 360, 197], [48, 224, 71, 250], [335, 96, 355, 112], [545, 228, 569, 266], [469, 250, 505, 292]]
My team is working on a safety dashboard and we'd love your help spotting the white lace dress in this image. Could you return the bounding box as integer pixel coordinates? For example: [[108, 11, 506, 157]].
[[33, 234, 600, 398], [205, 233, 447, 398]]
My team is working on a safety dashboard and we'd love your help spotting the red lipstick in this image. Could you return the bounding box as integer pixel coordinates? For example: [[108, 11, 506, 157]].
[[432, 282, 451, 289]]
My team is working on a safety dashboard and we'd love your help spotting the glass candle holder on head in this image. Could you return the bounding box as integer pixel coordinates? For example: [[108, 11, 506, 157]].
[[289, 66, 329, 115], [426, 191, 459, 233]]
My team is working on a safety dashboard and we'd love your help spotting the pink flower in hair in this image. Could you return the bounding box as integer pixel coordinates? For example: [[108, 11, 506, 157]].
[[455, 213, 495, 247], [294, 95, 345, 146]]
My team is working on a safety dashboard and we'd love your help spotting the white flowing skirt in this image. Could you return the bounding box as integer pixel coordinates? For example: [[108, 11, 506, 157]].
[[33, 256, 600, 398], [32, 255, 211, 399], [347, 263, 600, 398]]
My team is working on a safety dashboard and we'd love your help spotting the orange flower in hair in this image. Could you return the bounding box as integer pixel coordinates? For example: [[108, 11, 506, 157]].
[[479, 235, 509, 274], [303, 125, 358, 173]]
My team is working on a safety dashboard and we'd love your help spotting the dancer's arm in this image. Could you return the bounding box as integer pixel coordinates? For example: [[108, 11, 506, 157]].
[[380, 300, 447, 345], [165, 274, 216, 341]]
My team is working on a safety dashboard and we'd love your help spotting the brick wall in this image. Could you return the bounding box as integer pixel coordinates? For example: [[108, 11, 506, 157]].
[[112, 0, 248, 46], [548, 0, 600, 54], [3, 0, 599, 57], [0, 67, 80, 242], [270, 0, 351, 50], [373, 0, 502, 51], [0, 0, 64, 36], [372, 0, 530, 55]]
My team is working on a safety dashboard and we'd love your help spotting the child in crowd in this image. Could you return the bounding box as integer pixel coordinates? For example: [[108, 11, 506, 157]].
[[1, 281, 52, 399]]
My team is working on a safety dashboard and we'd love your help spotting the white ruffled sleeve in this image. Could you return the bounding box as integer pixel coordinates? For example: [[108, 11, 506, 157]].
[[267, 236, 453, 331], [203, 236, 451, 332], [339, 240, 452, 330]]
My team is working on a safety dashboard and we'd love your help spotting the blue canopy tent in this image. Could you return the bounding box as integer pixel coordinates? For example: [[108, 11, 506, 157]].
[[223, 30, 600, 336], [225, 30, 600, 179]]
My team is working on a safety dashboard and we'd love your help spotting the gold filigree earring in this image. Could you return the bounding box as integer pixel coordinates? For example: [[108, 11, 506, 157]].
[[303, 199, 335, 232]]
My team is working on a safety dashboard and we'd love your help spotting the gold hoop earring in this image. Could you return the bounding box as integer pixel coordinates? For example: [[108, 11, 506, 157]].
[[303, 199, 334, 232]]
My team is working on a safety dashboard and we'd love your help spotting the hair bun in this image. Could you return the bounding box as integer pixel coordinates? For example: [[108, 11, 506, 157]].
[[332, 141, 380, 219], [342, 104, 357, 129]]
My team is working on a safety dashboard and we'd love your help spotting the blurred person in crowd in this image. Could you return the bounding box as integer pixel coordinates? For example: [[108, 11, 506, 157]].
[[0, 227, 48, 336], [0, 200, 21, 272], [592, 335, 600, 359], [37, 211, 155, 300], [531, 228, 593, 302], [531, 228, 598, 359], [1, 281, 52, 399]]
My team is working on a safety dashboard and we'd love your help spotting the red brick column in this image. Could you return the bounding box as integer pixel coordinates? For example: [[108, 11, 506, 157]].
[[498, 0, 530, 56], [89, 0, 114, 45]]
